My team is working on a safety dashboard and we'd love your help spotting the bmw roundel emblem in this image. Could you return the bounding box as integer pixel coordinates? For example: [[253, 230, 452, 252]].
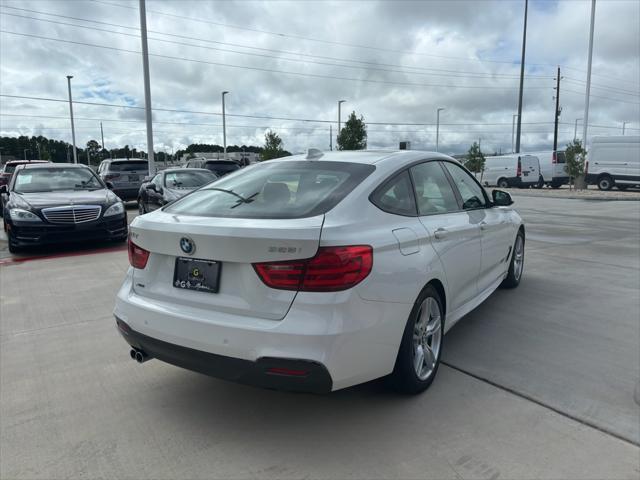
[[180, 236, 195, 255]]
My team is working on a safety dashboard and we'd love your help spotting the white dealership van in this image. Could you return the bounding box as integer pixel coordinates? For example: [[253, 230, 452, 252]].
[[481, 154, 541, 188], [586, 136, 640, 190], [523, 150, 569, 188]]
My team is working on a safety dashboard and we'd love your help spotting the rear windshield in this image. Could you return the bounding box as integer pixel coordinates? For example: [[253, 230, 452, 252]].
[[205, 161, 240, 175], [3, 165, 17, 174], [556, 151, 566, 163], [164, 170, 216, 188], [109, 161, 148, 172], [164, 161, 375, 219]]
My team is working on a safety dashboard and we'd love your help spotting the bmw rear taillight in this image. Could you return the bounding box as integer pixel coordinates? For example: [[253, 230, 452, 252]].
[[128, 237, 150, 269], [253, 245, 373, 292], [517, 158, 522, 177]]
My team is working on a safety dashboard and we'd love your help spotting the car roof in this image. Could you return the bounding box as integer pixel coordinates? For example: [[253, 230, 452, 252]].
[[268, 150, 453, 166], [18, 162, 90, 169], [5, 160, 49, 165], [163, 167, 213, 173]]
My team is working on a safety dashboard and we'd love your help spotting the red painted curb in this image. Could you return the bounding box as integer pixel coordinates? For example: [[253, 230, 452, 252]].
[[0, 245, 128, 266]]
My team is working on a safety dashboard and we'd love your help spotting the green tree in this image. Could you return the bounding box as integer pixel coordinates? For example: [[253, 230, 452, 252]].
[[565, 139, 587, 190], [464, 142, 485, 179], [337, 111, 367, 150], [261, 130, 286, 160]]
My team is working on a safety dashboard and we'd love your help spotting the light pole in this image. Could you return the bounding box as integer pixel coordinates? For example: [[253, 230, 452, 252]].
[[574, 118, 582, 141], [337, 99, 346, 146], [582, 0, 596, 148], [222, 91, 229, 159], [435, 107, 445, 152], [66, 75, 78, 163], [622, 121, 628, 135], [515, 0, 528, 153], [23, 149, 29, 160], [511, 114, 518, 153]]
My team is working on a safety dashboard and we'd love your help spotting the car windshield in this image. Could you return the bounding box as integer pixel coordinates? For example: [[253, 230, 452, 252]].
[[13, 167, 103, 193], [205, 162, 240, 174], [109, 161, 148, 172], [164, 161, 375, 219], [164, 170, 216, 189]]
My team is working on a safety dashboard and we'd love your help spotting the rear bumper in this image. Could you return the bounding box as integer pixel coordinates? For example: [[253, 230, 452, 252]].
[[116, 317, 332, 393], [114, 270, 410, 391], [8, 216, 127, 246]]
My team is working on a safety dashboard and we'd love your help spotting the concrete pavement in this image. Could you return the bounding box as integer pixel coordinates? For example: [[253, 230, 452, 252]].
[[1, 197, 639, 478]]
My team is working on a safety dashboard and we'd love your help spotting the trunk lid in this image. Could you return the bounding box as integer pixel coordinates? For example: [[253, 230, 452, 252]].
[[129, 210, 323, 320]]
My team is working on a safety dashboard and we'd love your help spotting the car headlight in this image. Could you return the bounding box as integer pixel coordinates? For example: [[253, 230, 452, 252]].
[[9, 208, 43, 222], [104, 202, 125, 217]]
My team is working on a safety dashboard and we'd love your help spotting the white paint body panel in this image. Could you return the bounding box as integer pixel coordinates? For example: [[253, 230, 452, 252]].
[[115, 150, 523, 390], [588, 136, 640, 185]]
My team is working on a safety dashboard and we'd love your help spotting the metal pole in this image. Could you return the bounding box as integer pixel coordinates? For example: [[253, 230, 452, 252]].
[[23, 149, 28, 160], [582, 0, 596, 147], [622, 121, 627, 135], [511, 114, 517, 153], [329, 124, 333, 151], [66, 75, 78, 163], [338, 100, 346, 147], [222, 91, 229, 160], [515, 0, 528, 153], [436, 107, 445, 152], [139, 0, 156, 175], [36, 143, 41, 160], [100, 121, 105, 152], [553, 66, 561, 152], [574, 118, 582, 141]]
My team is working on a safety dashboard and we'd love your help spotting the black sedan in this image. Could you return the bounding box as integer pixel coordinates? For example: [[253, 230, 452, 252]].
[[0, 163, 128, 253], [137, 168, 217, 215]]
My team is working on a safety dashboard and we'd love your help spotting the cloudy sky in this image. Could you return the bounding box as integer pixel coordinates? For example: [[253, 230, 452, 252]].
[[1, 0, 639, 156]]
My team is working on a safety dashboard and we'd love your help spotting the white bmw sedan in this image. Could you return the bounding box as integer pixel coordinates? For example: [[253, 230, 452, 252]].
[[115, 150, 524, 394]]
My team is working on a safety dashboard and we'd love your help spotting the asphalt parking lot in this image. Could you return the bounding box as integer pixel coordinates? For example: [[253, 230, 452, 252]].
[[1, 196, 639, 479]]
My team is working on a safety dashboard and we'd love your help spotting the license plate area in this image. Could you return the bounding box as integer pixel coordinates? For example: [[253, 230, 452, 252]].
[[173, 257, 221, 293]]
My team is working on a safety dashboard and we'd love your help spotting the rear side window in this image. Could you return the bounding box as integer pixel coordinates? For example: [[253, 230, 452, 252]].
[[165, 161, 375, 219], [109, 161, 148, 172], [556, 151, 566, 164], [410, 162, 460, 215], [370, 171, 417, 216], [4, 164, 17, 174]]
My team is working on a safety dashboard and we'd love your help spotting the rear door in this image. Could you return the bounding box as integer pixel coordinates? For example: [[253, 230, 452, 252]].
[[110, 160, 149, 190], [520, 155, 538, 185], [410, 161, 482, 312]]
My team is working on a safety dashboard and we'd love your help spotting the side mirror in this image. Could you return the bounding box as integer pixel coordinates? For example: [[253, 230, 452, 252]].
[[492, 189, 513, 206], [0, 185, 7, 194], [105, 181, 114, 190], [145, 183, 156, 191], [143, 176, 152, 182]]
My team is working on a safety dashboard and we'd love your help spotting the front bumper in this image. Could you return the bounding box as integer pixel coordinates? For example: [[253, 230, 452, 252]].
[[114, 270, 411, 392], [8, 215, 127, 246]]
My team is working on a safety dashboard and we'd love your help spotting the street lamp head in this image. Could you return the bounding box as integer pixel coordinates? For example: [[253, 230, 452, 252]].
[[66, 75, 73, 80], [437, 107, 445, 112], [338, 100, 346, 104], [222, 91, 229, 95]]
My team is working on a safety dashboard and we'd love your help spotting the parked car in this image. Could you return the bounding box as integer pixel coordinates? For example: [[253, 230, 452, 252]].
[[522, 150, 569, 188], [97, 158, 149, 201], [0, 160, 49, 188], [586, 136, 640, 190], [138, 168, 217, 214], [184, 158, 241, 177], [481, 154, 542, 188], [1, 163, 127, 253], [115, 150, 525, 394]]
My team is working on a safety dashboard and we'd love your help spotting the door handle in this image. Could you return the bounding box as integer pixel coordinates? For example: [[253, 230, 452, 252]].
[[480, 221, 488, 231], [434, 228, 448, 240]]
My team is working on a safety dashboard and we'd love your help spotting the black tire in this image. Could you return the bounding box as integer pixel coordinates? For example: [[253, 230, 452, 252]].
[[617, 185, 628, 191], [501, 230, 524, 289], [389, 285, 444, 394], [533, 176, 544, 189], [497, 178, 509, 189], [6, 226, 20, 254], [597, 175, 613, 191], [550, 182, 561, 189]]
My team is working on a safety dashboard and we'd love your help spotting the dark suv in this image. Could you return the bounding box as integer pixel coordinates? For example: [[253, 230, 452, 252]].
[[98, 159, 149, 201]]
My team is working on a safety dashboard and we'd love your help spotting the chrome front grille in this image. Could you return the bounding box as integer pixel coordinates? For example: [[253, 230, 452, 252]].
[[42, 205, 102, 224]]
